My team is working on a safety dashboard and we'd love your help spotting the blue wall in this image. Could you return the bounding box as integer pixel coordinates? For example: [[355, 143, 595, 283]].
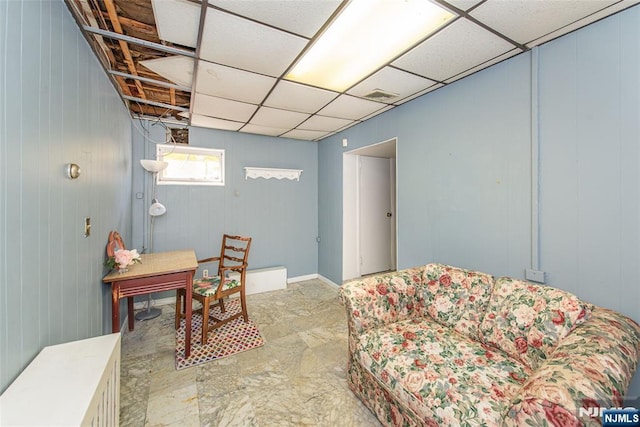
[[320, 5, 639, 324], [318, 5, 640, 394], [0, 1, 133, 392], [319, 52, 533, 282], [130, 121, 319, 287]]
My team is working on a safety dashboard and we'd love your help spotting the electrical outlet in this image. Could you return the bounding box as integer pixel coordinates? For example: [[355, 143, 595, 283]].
[[203, 269, 208, 278]]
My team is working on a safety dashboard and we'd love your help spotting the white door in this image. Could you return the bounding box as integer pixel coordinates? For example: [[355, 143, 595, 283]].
[[359, 156, 392, 275]]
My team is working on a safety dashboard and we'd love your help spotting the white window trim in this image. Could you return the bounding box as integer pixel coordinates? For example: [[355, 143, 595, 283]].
[[156, 144, 225, 186]]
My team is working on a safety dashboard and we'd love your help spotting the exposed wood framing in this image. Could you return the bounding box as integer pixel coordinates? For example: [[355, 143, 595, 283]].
[[103, 0, 146, 99], [65, 0, 192, 123]]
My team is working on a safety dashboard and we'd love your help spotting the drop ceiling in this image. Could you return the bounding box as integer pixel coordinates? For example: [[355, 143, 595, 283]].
[[66, 0, 639, 141]]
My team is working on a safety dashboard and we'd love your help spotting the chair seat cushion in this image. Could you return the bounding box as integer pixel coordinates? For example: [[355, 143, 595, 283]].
[[193, 276, 240, 296]]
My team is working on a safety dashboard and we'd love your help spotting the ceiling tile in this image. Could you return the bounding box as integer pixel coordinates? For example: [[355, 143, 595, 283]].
[[151, 0, 201, 48], [347, 67, 438, 102], [360, 105, 394, 121], [193, 93, 258, 122], [530, 1, 640, 47], [443, 48, 522, 83], [240, 123, 289, 137], [250, 107, 310, 128], [318, 95, 386, 121], [191, 114, 244, 131], [394, 83, 445, 105], [72, 0, 638, 142], [139, 56, 195, 87], [282, 129, 331, 141], [207, 0, 342, 38], [297, 115, 355, 132], [392, 18, 516, 82], [443, 0, 484, 12], [470, 0, 617, 46], [199, 8, 308, 77], [264, 81, 338, 113], [196, 61, 275, 104]]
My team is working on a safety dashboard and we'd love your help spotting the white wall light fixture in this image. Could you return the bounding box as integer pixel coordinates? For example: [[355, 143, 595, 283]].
[[285, 0, 455, 92], [65, 163, 81, 179], [149, 199, 167, 216]]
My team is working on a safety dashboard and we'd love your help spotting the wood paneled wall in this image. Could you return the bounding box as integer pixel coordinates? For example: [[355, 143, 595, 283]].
[[0, 1, 133, 392]]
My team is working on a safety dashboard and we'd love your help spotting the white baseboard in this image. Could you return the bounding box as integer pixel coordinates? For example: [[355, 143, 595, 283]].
[[134, 266, 287, 309], [132, 270, 341, 309], [317, 274, 341, 289], [287, 273, 318, 283]]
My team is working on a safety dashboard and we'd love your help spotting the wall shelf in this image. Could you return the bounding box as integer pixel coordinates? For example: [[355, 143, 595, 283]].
[[244, 167, 303, 181]]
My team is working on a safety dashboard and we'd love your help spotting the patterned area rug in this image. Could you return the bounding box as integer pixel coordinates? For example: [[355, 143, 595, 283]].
[[175, 299, 265, 370]]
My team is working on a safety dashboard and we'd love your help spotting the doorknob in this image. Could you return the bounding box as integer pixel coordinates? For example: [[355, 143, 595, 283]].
[[386, 212, 392, 217]]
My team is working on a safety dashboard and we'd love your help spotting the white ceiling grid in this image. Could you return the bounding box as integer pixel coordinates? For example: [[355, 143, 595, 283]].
[[143, 0, 639, 141]]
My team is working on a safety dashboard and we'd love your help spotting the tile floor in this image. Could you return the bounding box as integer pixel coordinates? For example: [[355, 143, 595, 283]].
[[119, 279, 382, 426]]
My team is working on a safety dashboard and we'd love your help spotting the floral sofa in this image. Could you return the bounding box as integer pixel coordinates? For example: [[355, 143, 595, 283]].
[[339, 263, 640, 426]]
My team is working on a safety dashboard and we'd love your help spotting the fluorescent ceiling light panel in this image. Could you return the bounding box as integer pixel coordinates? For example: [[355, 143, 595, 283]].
[[286, 0, 455, 92]]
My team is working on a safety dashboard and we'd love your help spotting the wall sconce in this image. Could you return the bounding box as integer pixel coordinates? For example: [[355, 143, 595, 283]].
[[65, 163, 81, 179]]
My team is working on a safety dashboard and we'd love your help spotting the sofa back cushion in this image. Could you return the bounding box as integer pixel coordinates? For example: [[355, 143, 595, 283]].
[[422, 263, 495, 341], [479, 277, 591, 370]]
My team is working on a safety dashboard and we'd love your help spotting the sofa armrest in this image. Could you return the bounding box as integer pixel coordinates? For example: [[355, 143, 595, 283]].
[[502, 307, 640, 427], [339, 267, 425, 338]]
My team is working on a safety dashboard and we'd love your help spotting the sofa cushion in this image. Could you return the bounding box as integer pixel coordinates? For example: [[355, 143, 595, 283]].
[[479, 277, 591, 370], [422, 263, 495, 341], [356, 316, 532, 426]]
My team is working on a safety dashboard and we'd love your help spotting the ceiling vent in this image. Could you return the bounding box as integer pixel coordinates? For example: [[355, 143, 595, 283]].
[[363, 89, 400, 102]]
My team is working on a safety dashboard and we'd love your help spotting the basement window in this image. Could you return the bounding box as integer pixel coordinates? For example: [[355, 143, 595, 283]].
[[157, 144, 225, 186]]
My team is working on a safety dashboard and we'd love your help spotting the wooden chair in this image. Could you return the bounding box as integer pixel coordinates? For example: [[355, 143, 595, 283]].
[[175, 234, 252, 344], [106, 231, 125, 258]]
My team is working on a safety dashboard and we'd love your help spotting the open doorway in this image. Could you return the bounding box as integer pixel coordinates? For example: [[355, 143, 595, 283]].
[[343, 138, 397, 282]]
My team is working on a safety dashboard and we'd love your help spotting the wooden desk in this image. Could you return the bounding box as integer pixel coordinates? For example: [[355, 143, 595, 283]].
[[103, 249, 197, 358]]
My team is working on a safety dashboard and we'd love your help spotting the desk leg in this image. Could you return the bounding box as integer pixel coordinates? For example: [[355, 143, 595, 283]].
[[128, 297, 135, 331], [111, 284, 120, 333], [185, 272, 193, 358]]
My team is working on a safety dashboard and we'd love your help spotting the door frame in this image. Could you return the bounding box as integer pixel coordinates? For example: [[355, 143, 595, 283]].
[[342, 137, 397, 282]]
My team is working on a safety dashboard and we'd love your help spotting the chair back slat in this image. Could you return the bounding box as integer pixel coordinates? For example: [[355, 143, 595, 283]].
[[218, 235, 252, 272]]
